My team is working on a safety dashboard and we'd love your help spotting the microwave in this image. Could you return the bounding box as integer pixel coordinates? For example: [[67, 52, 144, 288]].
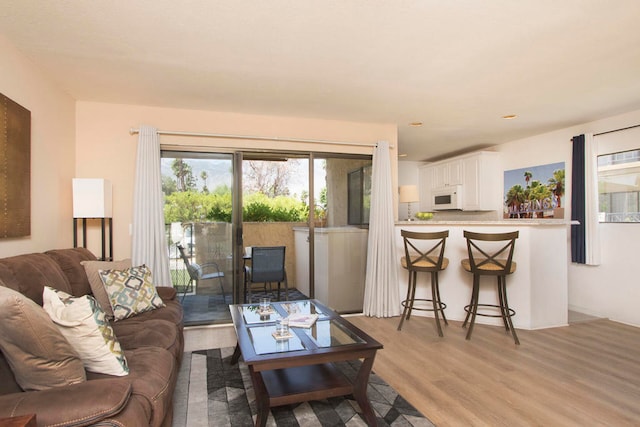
[[431, 185, 463, 210]]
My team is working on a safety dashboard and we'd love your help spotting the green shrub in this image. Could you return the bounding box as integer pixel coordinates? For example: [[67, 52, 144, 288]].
[[168, 190, 315, 223]]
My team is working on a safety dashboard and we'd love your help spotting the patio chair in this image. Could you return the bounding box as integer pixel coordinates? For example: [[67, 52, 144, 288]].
[[176, 243, 226, 302], [244, 246, 288, 303]]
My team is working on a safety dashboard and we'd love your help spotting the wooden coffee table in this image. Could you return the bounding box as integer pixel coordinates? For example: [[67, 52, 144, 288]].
[[230, 299, 383, 427]]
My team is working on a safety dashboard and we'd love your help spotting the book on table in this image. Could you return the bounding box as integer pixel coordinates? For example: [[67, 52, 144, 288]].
[[287, 313, 319, 328]]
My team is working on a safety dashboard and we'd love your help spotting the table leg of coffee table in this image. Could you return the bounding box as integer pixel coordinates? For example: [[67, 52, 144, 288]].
[[353, 355, 378, 426], [230, 343, 241, 365], [249, 365, 270, 427]]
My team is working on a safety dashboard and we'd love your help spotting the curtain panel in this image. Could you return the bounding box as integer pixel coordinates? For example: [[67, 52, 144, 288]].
[[571, 133, 601, 265], [363, 141, 400, 317], [571, 135, 586, 263], [132, 125, 173, 286]]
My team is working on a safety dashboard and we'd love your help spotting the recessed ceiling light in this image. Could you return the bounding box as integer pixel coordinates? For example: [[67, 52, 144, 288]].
[[502, 115, 517, 120], [398, 153, 408, 158], [409, 122, 423, 127]]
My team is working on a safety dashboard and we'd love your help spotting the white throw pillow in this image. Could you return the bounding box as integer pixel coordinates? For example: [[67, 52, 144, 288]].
[[42, 287, 129, 376]]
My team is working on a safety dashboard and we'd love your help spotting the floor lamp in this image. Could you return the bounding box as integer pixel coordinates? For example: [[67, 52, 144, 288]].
[[73, 178, 113, 261], [399, 185, 420, 221]]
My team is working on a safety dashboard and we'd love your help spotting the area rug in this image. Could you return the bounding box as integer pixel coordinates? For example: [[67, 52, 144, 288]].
[[172, 347, 435, 427]]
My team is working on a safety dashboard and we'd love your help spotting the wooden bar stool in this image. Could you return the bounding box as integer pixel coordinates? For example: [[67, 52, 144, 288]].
[[461, 230, 520, 345], [398, 229, 449, 336]]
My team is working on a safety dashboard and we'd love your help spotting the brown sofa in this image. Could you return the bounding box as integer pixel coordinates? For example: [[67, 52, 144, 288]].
[[0, 248, 184, 427]]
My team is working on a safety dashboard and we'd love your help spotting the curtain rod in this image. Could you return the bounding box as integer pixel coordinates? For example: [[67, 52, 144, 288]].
[[129, 128, 391, 148], [594, 123, 640, 137]]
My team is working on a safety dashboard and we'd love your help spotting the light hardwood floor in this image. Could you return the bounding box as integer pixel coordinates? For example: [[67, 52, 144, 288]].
[[348, 315, 640, 427]]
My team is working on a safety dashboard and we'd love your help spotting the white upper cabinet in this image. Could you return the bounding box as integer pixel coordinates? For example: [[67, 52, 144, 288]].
[[419, 151, 500, 212], [461, 152, 499, 210], [433, 159, 462, 187]]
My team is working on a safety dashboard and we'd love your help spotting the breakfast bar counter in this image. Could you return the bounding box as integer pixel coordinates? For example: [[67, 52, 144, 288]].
[[394, 221, 570, 330]]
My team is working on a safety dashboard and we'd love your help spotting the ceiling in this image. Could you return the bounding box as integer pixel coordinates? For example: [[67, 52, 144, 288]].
[[2, 1, 640, 161]]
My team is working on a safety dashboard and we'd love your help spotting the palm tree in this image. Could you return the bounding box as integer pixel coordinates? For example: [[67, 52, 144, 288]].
[[200, 171, 209, 194], [529, 180, 552, 218], [524, 171, 533, 188], [505, 185, 526, 218], [547, 169, 565, 207]]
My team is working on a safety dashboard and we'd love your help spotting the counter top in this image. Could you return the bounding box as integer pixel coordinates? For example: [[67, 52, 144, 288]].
[[396, 219, 573, 226]]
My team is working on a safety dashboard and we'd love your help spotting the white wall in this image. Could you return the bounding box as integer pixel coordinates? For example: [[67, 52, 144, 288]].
[[0, 35, 76, 257], [397, 160, 422, 220], [495, 109, 640, 327]]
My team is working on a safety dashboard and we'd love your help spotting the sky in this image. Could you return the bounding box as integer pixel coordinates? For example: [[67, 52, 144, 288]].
[[161, 157, 326, 198]]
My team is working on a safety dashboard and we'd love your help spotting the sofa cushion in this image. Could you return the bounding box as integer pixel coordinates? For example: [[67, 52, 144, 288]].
[[156, 286, 177, 301], [0, 253, 72, 306], [99, 265, 165, 321], [0, 352, 21, 395], [81, 258, 132, 319], [87, 346, 175, 427], [117, 297, 184, 328], [112, 319, 182, 363], [42, 287, 129, 376], [0, 286, 86, 391], [0, 377, 133, 427], [45, 248, 97, 297]]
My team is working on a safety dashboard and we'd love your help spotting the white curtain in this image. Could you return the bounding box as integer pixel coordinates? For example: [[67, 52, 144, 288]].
[[132, 125, 172, 286], [584, 133, 601, 265], [363, 141, 401, 317]]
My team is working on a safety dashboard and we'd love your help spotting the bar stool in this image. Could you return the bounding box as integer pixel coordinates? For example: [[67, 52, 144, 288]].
[[397, 230, 449, 336], [461, 230, 520, 345]]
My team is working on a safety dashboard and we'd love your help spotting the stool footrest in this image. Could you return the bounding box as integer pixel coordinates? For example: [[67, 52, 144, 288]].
[[464, 303, 515, 318], [401, 298, 447, 312]]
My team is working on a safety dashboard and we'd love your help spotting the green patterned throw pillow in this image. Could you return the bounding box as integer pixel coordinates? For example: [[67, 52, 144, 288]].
[[42, 286, 129, 376], [98, 264, 165, 321]]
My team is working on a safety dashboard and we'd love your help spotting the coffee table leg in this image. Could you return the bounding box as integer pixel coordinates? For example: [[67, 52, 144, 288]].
[[353, 355, 378, 426], [230, 343, 242, 365], [248, 365, 270, 427]]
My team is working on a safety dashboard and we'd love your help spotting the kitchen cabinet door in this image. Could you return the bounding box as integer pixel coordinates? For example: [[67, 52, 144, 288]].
[[433, 160, 462, 187], [462, 152, 499, 210]]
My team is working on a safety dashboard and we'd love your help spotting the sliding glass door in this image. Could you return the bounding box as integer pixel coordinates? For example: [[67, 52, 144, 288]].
[[162, 151, 235, 325], [161, 149, 371, 326]]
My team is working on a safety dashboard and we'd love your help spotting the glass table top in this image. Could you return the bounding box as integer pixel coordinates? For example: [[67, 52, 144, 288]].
[[303, 320, 366, 348], [239, 304, 284, 325], [234, 300, 367, 356], [248, 324, 306, 355]]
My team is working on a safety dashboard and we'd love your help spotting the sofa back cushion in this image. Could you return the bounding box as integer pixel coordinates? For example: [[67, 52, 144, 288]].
[[45, 248, 97, 297], [0, 286, 86, 391], [0, 253, 72, 306]]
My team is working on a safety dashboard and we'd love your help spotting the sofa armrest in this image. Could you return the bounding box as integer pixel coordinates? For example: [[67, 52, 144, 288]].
[[156, 286, 177, 301], [0, 378, 132, 427]]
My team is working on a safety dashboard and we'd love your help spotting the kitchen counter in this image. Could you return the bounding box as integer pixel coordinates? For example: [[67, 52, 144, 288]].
[[396, 219, 572, 226], [394, 222, 568, 330]]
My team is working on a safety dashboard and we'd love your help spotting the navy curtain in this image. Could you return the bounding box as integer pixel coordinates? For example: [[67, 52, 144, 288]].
[[571, 134, 586, 264]]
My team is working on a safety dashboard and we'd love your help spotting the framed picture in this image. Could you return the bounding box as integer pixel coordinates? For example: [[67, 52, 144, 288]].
[[504, 162, 565, 219], [0, 93, 31, 238]]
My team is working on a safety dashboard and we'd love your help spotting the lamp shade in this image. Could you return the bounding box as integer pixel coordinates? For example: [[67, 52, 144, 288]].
[[399, 185, 419, 204], [73, 178, 112, 218]]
